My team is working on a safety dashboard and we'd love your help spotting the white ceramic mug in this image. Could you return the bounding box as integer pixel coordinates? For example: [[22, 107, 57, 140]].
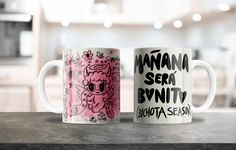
[[134, 47, 216, 124], [38, 48, 120, 124]]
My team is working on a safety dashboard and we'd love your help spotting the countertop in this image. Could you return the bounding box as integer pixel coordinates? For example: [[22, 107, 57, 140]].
[[0, 112, 235, 150]]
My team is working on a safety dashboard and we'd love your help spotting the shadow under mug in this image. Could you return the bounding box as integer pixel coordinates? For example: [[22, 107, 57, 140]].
[[38, 48, 120, 124], [133, 47, 216, 124]]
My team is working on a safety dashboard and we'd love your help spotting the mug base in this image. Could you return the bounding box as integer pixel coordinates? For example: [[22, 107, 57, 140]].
[[62, 120, 120, 124], [134, 115, 192, 124], [133, 121, 192, 124], [63, 115, 120, 124]]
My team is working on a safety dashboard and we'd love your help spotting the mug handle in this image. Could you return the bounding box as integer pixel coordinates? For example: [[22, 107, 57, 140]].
[[191, 60, 216, 113], [38, 60, 63, 113]]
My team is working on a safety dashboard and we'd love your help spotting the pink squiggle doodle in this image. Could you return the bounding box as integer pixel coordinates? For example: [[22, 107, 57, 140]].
[[64, 55, 86, 118], [82, 50, 93, 61]]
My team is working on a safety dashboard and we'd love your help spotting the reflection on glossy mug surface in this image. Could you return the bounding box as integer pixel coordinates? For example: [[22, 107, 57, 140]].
[[38, 48, 120, 124]]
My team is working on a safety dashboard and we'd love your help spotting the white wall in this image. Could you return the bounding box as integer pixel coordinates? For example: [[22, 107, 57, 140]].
[[40, 11, 236, 65], [40, 24, 186, 63], [184, 11, 236, 48]]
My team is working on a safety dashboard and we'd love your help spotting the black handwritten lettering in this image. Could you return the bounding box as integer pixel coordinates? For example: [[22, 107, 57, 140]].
[[134, 55, 144, 74], [172, 53, 182, 71], [138, 87, 187, 104], [138, 88, 145, 103], [144, 72, 176, 86], [136, 106, 167, 119], [161, 53, 171, 70], [150, 49, 161, 53], [134, 51, 189, 74], [144, 72, 154, 85], [183, 54, 189, 72], [167, 105, 191, 116], [150, 54, 161, 71], [135, 49, 190, 121], [146, 88, 154, 101], [136, 105, 191, 119]]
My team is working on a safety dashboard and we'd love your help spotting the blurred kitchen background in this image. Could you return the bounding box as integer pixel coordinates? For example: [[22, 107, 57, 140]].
[[1, 0, 236, 112]]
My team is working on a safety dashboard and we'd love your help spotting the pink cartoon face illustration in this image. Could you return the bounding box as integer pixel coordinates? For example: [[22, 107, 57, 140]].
[[87, 80, 106, 95], [81, 64, 112, 115], [83, 64, 111, 95]]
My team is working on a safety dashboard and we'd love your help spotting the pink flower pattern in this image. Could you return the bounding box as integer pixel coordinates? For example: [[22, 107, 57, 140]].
[[82, 50, 93, 61]]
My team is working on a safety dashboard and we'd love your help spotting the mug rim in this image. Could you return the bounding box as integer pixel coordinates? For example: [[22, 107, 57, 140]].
[[62, 47, 120, 52], [134, 47, 192, 51]]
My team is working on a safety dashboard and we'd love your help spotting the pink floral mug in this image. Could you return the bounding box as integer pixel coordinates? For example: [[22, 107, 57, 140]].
[[38, 48, 120, 124]]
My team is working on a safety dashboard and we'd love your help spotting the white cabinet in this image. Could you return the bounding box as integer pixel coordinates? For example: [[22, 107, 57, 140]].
[[122, 0, 159, 21], [42, 0, 193, 25], [0, 65, 33, 112], [0, 86, 32, 112], [159, 0, 191, 22], [121, 79, 133, 112], [0, 65, 33, 85]]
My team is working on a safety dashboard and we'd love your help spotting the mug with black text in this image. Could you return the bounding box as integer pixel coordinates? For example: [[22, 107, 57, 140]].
[[134, 47, 216, 124]]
